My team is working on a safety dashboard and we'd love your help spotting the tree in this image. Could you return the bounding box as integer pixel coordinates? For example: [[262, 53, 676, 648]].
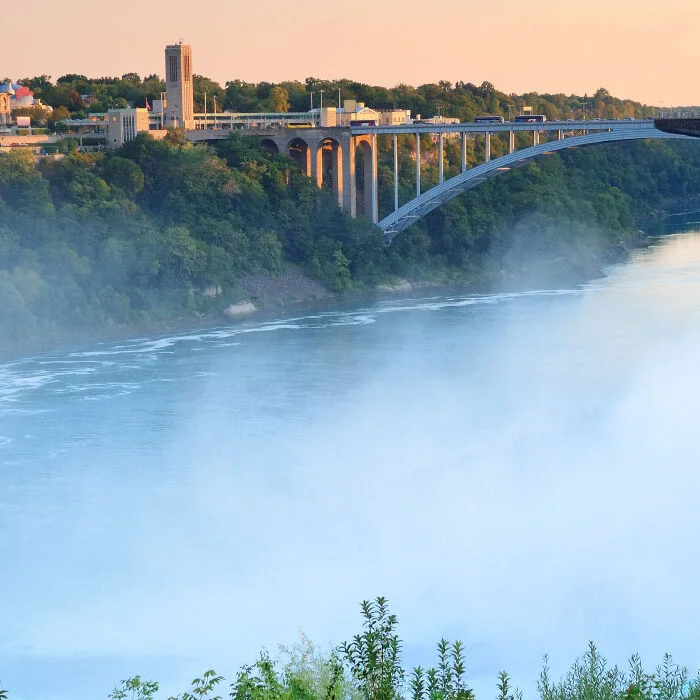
[[193, 75, 225, 112], [47, 105, 71, 128], [103, 156, 145, 196], [18, 74, 53, 95], [268, 86, 291, 113], [56, 73, 88, 84]]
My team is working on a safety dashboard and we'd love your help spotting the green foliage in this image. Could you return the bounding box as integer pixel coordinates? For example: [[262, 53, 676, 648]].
[[102, 599, 700, 700], [109, 675, 159, 700], [229, 639, 351, 700], [171, 669, 224, 700], [340, 597, 405, 700], [537, 645, 700, 700], [496, 672, 521, 700], [408, 639, 473, 700], [24, 71, 653, 131]]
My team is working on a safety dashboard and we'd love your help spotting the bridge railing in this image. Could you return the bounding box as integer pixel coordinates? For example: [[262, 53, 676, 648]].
[[655, 109, 700, 119]]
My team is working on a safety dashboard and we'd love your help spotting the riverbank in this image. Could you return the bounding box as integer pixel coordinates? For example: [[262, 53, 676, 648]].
[[0, 234, 650, 364]]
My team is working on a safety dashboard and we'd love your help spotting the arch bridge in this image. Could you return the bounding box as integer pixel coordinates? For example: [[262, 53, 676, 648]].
[[188, 118, 697, 242]]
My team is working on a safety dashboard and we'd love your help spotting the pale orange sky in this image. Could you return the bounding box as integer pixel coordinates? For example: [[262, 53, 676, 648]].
[[5, 0, 699, 106]]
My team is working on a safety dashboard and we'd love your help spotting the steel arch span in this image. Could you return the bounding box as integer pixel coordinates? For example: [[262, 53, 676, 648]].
[[379, 127, 692, 243]]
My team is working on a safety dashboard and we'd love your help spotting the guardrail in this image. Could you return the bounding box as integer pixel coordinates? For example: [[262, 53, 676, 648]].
[[654, 110, 700, 119]]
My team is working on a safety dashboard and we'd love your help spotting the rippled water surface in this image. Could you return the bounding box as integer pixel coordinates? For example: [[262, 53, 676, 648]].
[[3, 233, 700, 699]]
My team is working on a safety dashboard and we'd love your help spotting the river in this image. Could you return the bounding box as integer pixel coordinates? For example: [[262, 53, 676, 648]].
[[2, 233, 700, 699]]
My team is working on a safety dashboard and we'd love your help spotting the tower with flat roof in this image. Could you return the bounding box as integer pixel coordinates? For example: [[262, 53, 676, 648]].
[[164, 42, 194, 129]]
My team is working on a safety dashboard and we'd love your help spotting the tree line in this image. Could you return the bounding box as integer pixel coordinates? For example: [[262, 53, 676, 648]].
[[11, 72, 652, 126]]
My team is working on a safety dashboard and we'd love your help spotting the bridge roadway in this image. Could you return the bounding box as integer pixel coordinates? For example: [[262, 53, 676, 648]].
[[187, 118, 655, 143], [349, 118, 653, 136]]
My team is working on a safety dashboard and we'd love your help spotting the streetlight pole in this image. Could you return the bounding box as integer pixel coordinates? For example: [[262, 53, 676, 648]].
[[204, 92, 207, 130], [213, 95, 217, 128], [160, 91, 166, 129]]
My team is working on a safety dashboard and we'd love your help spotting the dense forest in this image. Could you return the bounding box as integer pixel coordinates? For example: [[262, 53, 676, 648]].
[[3, 597, 698, 700], [3, 74, 700, 350]]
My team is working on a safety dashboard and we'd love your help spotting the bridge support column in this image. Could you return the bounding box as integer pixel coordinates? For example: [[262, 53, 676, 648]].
[[370, 134, 378, 224], [533, 130, 540, 147], [393, 133, 399, 212], [331, 142, 343, 207], [438, 132, 444, 183], [343, 137, 357, 217], [461, 133, 467, 172], [509, 131, 515, 154], [557, 129, 564, 140], [358, 134, 379, 224], [415, 132, 421, 197], [304, 146, 312, 178], [484, 131, 491, 162], [310, 144, 323, 187]]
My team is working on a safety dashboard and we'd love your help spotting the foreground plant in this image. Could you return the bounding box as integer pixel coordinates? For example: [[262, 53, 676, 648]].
[[109, 675, 159, 700], [340, 597, 405, 700], [105, 597, 700, 700], [537, 643, 700, 700]]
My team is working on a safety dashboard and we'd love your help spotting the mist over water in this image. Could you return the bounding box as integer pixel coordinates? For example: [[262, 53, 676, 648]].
[[2, 233, 700, 700]]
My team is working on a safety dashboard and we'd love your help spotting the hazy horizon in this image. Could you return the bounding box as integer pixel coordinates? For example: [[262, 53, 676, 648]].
[[5, 0, 700, 106]]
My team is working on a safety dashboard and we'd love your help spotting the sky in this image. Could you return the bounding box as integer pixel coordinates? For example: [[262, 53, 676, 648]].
[[4, 0, 700, 106]]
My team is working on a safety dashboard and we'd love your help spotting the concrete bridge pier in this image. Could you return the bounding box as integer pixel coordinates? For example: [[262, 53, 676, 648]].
[[351, 134, 379, 223], [415, 133, 421, 196], [328, 139, 344, 208], [369, 134, 378, 223], [341, 136, 357, 216], [438, 132, 445, 183], [461, 133, 468, 172], [310, 146, 323, 187], [509, 131, 515, 154], [533, 130, 540, 147], [485, 131, 491, 162], [393, 134, 399, 211]]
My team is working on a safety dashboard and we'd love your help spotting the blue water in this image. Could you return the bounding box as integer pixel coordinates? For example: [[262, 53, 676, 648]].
[[3, 233, 700, 699]]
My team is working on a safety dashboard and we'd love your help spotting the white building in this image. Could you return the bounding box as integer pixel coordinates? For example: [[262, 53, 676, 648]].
[[106, 108, 151, 148]]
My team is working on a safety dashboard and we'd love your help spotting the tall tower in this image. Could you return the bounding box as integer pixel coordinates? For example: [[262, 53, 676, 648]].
[[164, 42, 194, 129]]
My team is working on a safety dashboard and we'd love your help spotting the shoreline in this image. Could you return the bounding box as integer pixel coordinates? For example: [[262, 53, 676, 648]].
[[0, 237, 651, 364]]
